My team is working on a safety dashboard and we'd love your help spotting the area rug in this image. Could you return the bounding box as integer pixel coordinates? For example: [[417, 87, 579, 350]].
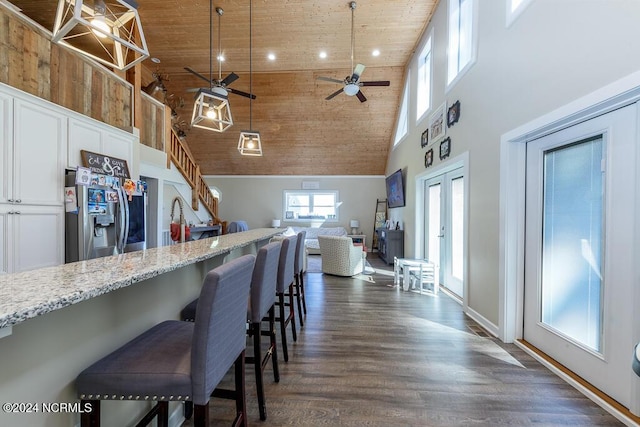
[[306, 255, 375, 278], [352, 273, 375, 283]]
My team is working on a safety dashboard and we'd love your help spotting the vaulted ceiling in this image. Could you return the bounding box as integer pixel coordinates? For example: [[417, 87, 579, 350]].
[[8, 0, 437, 175]]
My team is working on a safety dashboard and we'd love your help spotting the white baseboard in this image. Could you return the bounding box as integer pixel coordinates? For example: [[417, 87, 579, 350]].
[[514, 341, 639, 427], [465, 305, 499, 338]]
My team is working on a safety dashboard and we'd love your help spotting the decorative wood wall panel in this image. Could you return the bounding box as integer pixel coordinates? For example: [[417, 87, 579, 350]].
[[139, 92, 165, 151], [0, 7, 132, 131]]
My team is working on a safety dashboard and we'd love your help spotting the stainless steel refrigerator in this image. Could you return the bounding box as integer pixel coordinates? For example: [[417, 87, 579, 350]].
[[65, 170, 147, 263]]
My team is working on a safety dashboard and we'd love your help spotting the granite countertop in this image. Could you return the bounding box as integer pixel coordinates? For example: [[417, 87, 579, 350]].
[[0, 228, 283, 329]]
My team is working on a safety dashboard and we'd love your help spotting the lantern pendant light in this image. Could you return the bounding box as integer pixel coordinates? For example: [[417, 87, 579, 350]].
[[238, 0, 262, 156], [52, 0, 149, 71], [191, 3, 233, 133]]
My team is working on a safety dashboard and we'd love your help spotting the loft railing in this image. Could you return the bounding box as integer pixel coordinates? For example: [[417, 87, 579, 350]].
[[166, 127, 222, 226]]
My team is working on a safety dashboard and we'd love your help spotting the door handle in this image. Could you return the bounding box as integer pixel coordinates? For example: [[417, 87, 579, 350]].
[[437, 234, 444, 238], [7, 199, 14, 203], [15, 199, 21, 203]]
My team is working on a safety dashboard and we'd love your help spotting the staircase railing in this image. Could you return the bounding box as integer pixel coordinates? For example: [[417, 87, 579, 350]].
[[166, 127, 222, 225]]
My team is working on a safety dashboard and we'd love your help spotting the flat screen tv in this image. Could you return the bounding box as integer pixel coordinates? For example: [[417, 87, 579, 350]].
[[385, 169, 405, 208]]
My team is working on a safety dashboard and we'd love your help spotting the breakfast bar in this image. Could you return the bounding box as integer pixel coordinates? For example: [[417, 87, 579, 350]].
[[0, 228, 281, 427]]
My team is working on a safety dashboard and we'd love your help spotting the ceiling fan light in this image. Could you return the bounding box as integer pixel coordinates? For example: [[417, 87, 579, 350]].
[[344, 83, 360, 96], [52, 0, 149, 71], [238, 131, 263, 156]]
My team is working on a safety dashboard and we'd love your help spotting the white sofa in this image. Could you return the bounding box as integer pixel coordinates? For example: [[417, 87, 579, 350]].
[[289, 226, 348, 254]]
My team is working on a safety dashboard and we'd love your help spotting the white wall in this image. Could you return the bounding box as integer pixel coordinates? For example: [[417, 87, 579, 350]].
[[385, 0, 640, 327], [203, 175, 386, 249]]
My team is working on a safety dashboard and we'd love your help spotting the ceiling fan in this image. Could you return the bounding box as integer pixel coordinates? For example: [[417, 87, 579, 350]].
[[184, 7, 255, 100], [317, 1, 390, 102]]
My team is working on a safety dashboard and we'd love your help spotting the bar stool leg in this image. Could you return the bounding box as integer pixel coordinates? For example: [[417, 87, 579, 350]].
[[300, 272, 307, 314], [233, 352, 248, 427], [81, 400, 99, 427], [268, 306, 280, 382], [295, 274, 304, 327], [278, 293, 289, 362], [252, 322, 267, 421], [288, 283, 297, 342], [193, 402, 210, 427]]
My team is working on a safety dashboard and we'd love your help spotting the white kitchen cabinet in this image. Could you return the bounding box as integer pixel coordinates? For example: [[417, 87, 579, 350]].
[[0, 92, 12, 206], [67, 118, 102, 168], [8, 99, 66, 206], [67, 117, 135, 172], [0, 209, 7, 275], [0, 205, 64, 273]]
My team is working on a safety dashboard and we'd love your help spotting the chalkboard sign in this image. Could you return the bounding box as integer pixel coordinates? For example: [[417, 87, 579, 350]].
[[80, 150, 131, 179]]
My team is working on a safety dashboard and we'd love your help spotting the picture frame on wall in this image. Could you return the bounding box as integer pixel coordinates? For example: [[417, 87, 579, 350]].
[[447, 100, 461, 127], [424, 149, 434, 168], [439, 137, 451, 160], [420, 129, 429, 148], [285, 210, 294, 220], [428, 103, 446, 144]]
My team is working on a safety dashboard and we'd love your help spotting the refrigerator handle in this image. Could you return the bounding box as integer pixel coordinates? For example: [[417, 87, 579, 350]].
[[122, 187, 130, 252], [116, 187, 126, 253]]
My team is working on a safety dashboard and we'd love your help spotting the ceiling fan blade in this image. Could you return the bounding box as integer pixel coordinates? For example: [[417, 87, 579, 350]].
[[185, 87, 204, 93], [352, 63, 366, 81], [325, 88, 344, 100], [317, 76, 344, 84], [356, 90, 367, 103], [221, 72, 240, 87], [227, 87, 256, 100], [184, 67, 212, 84], [361, 80, 391, 87]]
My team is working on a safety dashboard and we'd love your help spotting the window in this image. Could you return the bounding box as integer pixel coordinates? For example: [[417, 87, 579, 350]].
[[283, 190, 339, 222], [416, 35, 433, 121], [506, 0, 533, 27], [447, 0, 476, 87], [209, 186, 221, 201], [393, 70, 410, 146]]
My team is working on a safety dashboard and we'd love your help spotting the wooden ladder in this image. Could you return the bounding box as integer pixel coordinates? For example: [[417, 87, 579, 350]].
[[372, 198, 387, 250]]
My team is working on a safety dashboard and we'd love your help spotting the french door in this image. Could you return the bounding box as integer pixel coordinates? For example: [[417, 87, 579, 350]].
[[424, 168, 464, 297], [523, 105, 636, 407]]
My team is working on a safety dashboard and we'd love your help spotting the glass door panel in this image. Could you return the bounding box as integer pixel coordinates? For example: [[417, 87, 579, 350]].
[[427, 183, 441, 273], [451, 177, 464, 282], [541, 137, 603, 351]]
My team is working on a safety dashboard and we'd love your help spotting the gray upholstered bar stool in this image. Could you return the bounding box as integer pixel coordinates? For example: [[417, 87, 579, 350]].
[[181, 242, 282, 421], [246, 241, 282, 420], [293, 231, 307, 326], [275, 235, 298, 362], [76, 255, 256, 427]]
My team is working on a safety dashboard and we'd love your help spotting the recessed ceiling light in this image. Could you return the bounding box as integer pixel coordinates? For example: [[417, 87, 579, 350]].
[[151, 57, 161, 63], [267, 53, 276, 61], [319, 51, 327, 59], [372, 49, 380, 57]]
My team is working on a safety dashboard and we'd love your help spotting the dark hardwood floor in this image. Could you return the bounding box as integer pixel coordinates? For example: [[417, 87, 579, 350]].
[[183, 255, 624, 426]]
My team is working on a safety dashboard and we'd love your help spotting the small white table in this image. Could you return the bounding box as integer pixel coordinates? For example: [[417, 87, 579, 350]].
[[393, 257, 439, 294]]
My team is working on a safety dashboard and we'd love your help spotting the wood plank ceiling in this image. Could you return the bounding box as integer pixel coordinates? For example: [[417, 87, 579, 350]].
[[7, 0, 437, 175]]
